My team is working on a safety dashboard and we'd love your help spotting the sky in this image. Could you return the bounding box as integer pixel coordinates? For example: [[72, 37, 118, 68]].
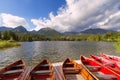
[[0, 0, 120, 32]]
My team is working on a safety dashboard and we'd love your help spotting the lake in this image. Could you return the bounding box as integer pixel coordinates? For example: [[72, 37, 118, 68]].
[[0, 41, 119, 67]]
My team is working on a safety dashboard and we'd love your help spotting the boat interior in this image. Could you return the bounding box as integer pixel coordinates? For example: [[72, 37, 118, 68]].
[[63, 58, 95, 80], [81, 56, 117, 80], [30, 60, 54, 80], [0, 60, 25, 80]]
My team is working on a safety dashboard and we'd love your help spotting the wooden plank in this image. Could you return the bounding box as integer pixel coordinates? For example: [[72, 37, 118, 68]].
[[54, 65, 64, 80], [18, 66, 33, 80], [66, 74, 84, 80]]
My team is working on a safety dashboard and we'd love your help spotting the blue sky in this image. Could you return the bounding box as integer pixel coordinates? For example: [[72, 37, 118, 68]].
[[0, 0, 120, 32], [0, 0, 65, 19]]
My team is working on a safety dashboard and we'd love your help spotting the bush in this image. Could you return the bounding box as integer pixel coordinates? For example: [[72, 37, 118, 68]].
[[0, 40, 21, 49]]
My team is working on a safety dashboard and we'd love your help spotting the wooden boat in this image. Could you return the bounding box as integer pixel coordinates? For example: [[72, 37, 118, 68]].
[[28, 59, 54, 80], [91, 55, 120, 74], [62, 58, 96, 80], [0, 59, 26, 80], [81, 55, 120, 80], [101, 53, 120, 61]]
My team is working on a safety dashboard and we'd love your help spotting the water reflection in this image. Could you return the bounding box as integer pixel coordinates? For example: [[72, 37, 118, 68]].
[[0, 41, 119, 67]]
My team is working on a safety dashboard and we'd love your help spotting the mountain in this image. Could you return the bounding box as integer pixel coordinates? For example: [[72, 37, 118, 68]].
[[63, 31, 78, 35], [0, 26, 115, 36], [30, 30, 38, 34], [38, 27, 62, 36], [12, 26, 27, 32], [0, 26, 12, 31], [0, 26, 62, 36], [80, 28, 114, 34]]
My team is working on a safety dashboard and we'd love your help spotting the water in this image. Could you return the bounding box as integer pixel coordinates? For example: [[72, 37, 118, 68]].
[[0, 41, 119, 67]]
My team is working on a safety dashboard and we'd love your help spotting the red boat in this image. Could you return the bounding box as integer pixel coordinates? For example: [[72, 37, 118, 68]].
[[91, 55, 120, 74], [101, 53, 120, 61], [81, 55, 120, 80], [91, 55, 115, 67]]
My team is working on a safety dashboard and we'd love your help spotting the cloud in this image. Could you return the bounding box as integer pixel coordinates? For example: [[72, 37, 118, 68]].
[[97, 11, 120, 31], [0, 13, 28, 28], [31, 0, 120, 32]]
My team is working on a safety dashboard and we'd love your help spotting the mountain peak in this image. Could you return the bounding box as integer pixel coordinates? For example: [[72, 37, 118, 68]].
[[13, 26, 27, 32], [38, 27, 62, 36]]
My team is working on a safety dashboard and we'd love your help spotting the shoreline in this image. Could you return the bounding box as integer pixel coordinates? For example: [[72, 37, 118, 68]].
[[0, 40, 21, 50]]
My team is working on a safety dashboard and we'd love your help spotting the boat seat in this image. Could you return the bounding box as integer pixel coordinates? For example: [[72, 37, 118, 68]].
[[86, 65, 101, 72], [40, 64, 50, 67], [64, 63, 74, 67], [32, 70, 53, 75], [93, 72, 117, 80], [63, 68, 80, 74], [0, 69, 23, 75], [13, 64, 24, 68]]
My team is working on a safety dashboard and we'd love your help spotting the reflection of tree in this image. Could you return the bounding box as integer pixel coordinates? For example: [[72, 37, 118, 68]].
[[115, 36, 120, 52]]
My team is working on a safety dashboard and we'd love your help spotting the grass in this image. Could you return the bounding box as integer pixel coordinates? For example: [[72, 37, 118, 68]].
[[0, 40, 21, 49]]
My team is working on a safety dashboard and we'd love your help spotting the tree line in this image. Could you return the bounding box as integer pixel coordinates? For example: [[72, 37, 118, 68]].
[[0, 31, 49, 41], [0, 30, 120, 42]]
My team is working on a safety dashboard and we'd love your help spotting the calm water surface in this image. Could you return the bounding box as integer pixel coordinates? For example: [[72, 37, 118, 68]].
[[0, 41, 119, 67]]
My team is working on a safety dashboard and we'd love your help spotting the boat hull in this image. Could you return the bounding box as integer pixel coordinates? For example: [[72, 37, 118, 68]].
[[81, 56, 120, 80], [0, 59, 26, 80]]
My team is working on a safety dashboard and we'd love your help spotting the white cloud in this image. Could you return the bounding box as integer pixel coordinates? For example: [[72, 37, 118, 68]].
[[0, 13, 28, 28], [31, 0, 120, 32]]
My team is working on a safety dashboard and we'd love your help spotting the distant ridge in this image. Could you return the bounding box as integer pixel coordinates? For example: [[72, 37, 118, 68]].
[[0, 26, 116, 36], [0, 26, 62, 36], [63, 31, 78, 35], [80, 28, 114, 34], [0, 26, 12, 31], [30, 30, 37, 34]]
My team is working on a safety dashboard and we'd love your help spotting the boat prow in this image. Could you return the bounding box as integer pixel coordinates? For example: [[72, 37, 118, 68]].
[[28, 59, 54, 80], [101, 53, 120, 61]]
